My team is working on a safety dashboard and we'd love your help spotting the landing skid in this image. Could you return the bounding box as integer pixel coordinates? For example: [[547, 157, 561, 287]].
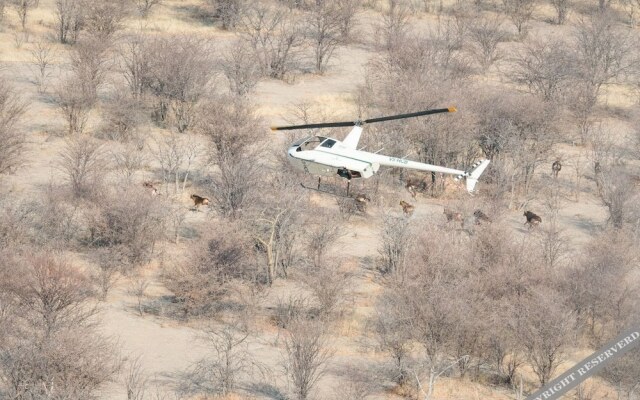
[[300, 177, 353, 198]]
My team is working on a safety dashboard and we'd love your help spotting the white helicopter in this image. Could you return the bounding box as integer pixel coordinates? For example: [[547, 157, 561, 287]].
[[271, 107, 490, 195]]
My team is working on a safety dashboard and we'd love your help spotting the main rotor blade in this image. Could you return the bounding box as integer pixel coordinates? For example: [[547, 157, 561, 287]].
[[270, 121, 356, 131], [364, 107, 456, 124], [270, 106, 456, 131]]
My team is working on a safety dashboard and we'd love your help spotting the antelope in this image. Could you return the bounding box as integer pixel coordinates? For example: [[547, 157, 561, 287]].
[[523, 211, 542, 229], [190, 194, 210, 210], [399, 200, 414, 216], [443, 207, 463, 223], [473, 209, 491, 225], [143, 181, 159, 196]]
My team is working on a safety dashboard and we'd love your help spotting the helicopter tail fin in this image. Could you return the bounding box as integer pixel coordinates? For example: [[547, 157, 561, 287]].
[[464, 159, 490, 193]]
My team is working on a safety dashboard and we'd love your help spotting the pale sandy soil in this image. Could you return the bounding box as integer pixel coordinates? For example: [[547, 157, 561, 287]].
[[0, 0, 634, 399]]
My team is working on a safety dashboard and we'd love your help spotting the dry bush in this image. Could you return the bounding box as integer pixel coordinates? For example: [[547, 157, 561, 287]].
[[111, 144, 147, 185], [304, 217, 343, 269], [29, 41, 54, 94], [564, 231, 639, 345], [0, 255, 119, 399], [377, 214, 414, 279], [466, 14, 507, 72], [0, 199, 36, 248], [376, 0, 411, 52], [135, 0, 161, 18], [600, 345, 640, 400], [70, 35, 111, 104], [508, 37, 573, 102], [144, 36, 214, 132], [10, 0, 37, 29], [82, 0, 131, 40], [164, 225, 259, 318], [207, 0, 246, 30], [306, 0, 345, 73], [55, 75, 94, 135], [220, 39, 261, 96], [55, 0, 84, 44], [118, 34, 152, 99], [501, 0, 536, 37], [85, 185, 166, 266], [0, 79, 28, 175], [149, 133, 200, 195], [239, 4, 304, 80], [122, 355, 148, 400], [282, 318, 333, 400], [57, 136, 107, 199], [300, 260, 349, 317], [99, 89, 145, 142], [550, 0, 570, 24]]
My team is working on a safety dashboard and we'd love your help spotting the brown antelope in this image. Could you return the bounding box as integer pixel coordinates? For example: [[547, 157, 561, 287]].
[[523, 211, 542, 229], [443, 207, 463, 223], [399, 200, 414, 216], [354, 193, 371, 213], [404, 176, 430, 199], [143, 181, 159, 196], [552, 160, 562, 178], [473, 209, 491, 225], [190, 194, 210, 210]]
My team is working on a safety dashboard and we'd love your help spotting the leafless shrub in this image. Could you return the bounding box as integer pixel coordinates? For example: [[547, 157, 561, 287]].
[[129, 277, 149, 316], [519, 288, 575, 386], [86, 186, 166, 266], [564, 231, 638, 345], [55, 76, 94, 135], [164, 226, 258, 318], [0, 200, 36, 247], [149, 133, 200, 195], [509, 37, 573, 102], [572, 12, 635, 100], [207, 0, 246, 30], [111, 145, 147, 184], [29, 41, 54, 94], [306, 1, 344, 73], [55, 0, 83, 44], [10, 0, 37, 29], [377, 0, 410, 51], [501, 0, 536, 38], [194, 323, 263, 396], [100, 89, 145, 142], [549, 0, 570, 24], [305, 218, 343, 269], [135, 0, 161, 18], [118, 34, 152, 99], [82, 0, 130, 40], [57, 136, 106, 199], [0, 79, 28, 175], [239, 5, 304, 80], [377, 214, 413, 279], [70, 35, 111, 104], [282, 318, 333, 400], [300, 261, 349, 317], [220, 39, 261, 96], [145, 36, 214, 132], [600, 345, 640, 400], [466, 14, 506, 72], [123, 355, 148, 400]]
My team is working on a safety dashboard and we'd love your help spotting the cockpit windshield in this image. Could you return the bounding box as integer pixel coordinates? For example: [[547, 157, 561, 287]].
[[294, 136, 327, 151]]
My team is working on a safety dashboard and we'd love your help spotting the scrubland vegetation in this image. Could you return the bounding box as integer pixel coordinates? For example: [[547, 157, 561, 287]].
[[0, 0, 639, 399]]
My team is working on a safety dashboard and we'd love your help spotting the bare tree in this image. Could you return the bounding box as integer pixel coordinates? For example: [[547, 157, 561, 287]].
[[55, 76, 94, 135], [220, 39, 261, 96], [549, 0, 569, 24], [100, 89, 145, 142], [135, 0, 161, 18], [572, 13, 635, 100], [70, 35, 111, 104], [0, 79, 28, 175], [112, 144, 147, 184], [57, 136, 106, 199], [377, 0, 410, 52], [282, 319, 333, 400], [377, 214, 414, 280], [10, 0, 37, 29], [300, 261, 349, 316], [123, 355, 148, 400], [502, 0, 536, 37], [194, 323, 262, 396], [29, 41, 54, 94], [466, 14, 507, 72], [145, 36, 214, 132], [149, 133, 200, 195], [208, 0, 245, 30], [55, 0, 84, 44], [129, 277, 148, 316], [509, 37, 573, 101], [82, 0, 130, 40], [239, 5, 304, 80], [306, 0, 344, 73], [118, 34, 151, 98], [519, 288, 575, 386]]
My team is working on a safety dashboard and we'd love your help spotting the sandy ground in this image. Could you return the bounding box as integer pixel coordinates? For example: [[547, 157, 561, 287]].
[[0, 0, 633, 399]]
